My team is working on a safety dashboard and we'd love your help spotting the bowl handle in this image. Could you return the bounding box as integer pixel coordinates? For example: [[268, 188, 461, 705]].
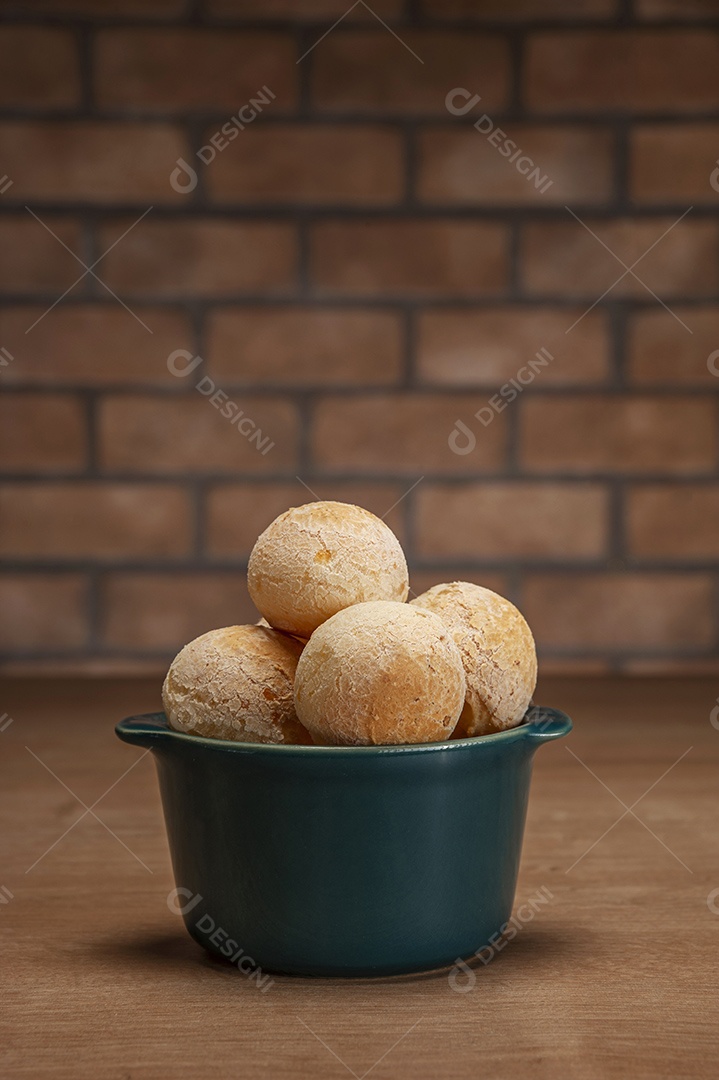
[[115, 713, 171, 750], [523, 706, 573, 744]]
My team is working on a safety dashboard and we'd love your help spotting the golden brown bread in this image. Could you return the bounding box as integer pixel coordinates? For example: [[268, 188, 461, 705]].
[[410, 581, 537, 736], [294, 600, 466, 746], [162, 624, 311, 745], [248, 501, 409, 638]]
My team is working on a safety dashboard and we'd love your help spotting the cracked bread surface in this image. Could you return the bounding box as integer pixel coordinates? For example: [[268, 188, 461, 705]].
[[248, 501, 409, 638], [162, 624, 311, 745], [294, 600, 466, 746], [411, 581, 537, 736]]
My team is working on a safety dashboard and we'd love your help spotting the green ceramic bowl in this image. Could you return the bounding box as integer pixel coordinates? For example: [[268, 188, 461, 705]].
[[116, 706, 571, 977]]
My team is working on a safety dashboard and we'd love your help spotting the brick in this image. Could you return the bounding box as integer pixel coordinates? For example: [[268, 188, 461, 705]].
[[206, 481, 408, 559], [628, 309, 719, 386], [520, 396, 718, 474], [0, 657, 165, 675], [0, 27, 80, 108], [98, 395, 298, 473], [0, 123, 186, 204], [627, 485, 719, 559], [0, 658, 169, 675], [423, 0, 614, 14], [0, 483, 192, 559], [537, 658, 611, 675], [636, 0, 718, 17], [522, 573, 714, 650], [622, 658, 719, 675], [0, 573, 88, 651], [16, 0, 183, 13], [312, 31, 509, 114], [0, 395, 86, 472], [207, 308, 403, 386], [416, 483, 608, 559], [418, 126, 613, 205], [101, 573, 258, 651], [96, 30, 296, 110], [99, 220, 297, 296], [409, 569, 509, 601], [417, 308, 609, 386], [631, 125, 719, 203], [0, 306, 193, 387], [527, 31, 719, 112], [522, 218, 718, 297], [311, 221, 508, 297], [312, 394, 507, 474], [0, 218, 84, 293], [207, 125, 403, 205], [208, 0, 402, 15]]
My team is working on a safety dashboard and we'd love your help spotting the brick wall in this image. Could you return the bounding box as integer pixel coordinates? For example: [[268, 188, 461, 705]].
[[1, 0, 718, 675]]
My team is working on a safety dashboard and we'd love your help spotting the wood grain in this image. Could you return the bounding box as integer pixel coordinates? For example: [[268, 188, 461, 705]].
[[1, 676, 717, 1080]]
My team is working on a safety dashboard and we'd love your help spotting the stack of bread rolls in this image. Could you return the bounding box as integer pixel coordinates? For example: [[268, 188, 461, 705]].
[[162, 501, 537, 747]]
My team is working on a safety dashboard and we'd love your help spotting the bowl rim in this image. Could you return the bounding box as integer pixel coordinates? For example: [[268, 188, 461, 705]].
[[116, 705, 572, 757]]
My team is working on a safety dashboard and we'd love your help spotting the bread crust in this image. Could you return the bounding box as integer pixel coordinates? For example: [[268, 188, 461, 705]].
[[162, 624, 311, 745], [248, 501, 409, 638], [294, 600, 466, 746], [411, 581, 537, 736]]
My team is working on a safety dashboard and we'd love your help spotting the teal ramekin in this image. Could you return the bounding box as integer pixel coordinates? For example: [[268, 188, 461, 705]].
[[116, 706, 571, 977]]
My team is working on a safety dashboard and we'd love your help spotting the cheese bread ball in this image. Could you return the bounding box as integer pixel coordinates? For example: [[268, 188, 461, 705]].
[[411, 582, 536, 737], [294, 601, 466, 746], [248, 501, 409, 638], [162, 625, 311, 745]]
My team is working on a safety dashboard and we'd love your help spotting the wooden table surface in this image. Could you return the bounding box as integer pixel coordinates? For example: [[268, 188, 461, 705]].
[[1, 676, 717, 1079]]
